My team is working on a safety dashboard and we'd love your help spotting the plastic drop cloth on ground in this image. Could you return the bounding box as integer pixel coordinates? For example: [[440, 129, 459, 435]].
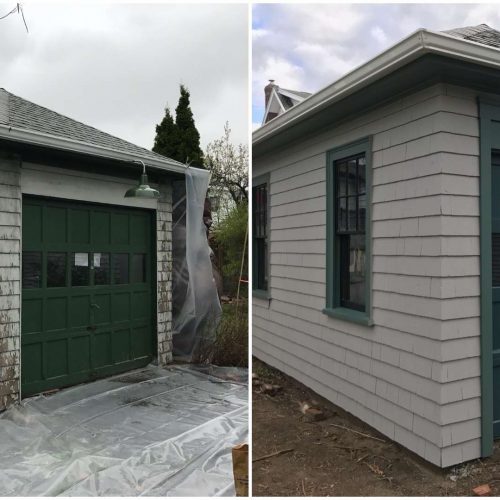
[[0, 364, 248, 497]]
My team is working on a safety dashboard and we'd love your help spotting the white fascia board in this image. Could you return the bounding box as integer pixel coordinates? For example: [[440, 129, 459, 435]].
[[262, 87, 286, 125], [253, 28, 500, 146], [0, 124, 187, 175]]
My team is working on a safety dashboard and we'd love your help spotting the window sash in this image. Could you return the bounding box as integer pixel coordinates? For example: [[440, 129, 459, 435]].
[[253, 181, 268, 292], [325, 139, 371, 319]]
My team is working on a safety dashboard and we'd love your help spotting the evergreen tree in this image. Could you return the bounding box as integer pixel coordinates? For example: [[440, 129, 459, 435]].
[[174, 85, 204, 167], [152, 106, 179, 160], [152, 85, 204, 167]]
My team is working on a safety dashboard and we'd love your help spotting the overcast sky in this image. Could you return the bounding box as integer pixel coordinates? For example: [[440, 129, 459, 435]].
[[253, 3, 500, 128], [0, 3, 248, 151]]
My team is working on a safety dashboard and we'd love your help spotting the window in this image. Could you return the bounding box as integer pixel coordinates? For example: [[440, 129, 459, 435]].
[[131, 253, 146, 283], [72, 252, 89, 286], [253, 175, 269, 295], [47, 252, 66, 287], [113, 253, 129, 284], [324, 138, 372, 325], [336, 155, 366, 311], [94, 253, 110, 285], [22, 252, 42, 289]]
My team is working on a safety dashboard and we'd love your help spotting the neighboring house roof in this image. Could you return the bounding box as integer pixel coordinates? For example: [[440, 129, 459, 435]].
[[262, 83, 312, 124], [254, 24, 500, 153], [0, 88, 186, 175], [443, 23, 500, 48]]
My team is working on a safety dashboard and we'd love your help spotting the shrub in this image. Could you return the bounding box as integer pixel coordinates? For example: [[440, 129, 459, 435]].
[[213, 201, 248, 297], [193, 301, 248, 367]]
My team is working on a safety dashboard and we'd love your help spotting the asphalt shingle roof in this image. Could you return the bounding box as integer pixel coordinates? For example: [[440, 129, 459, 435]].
[[0, 88, 183, 166], [443, 23, 500, 48]]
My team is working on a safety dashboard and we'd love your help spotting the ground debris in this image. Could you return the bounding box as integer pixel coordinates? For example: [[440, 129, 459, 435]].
[[253, 358, 500, 497], [329, 423, 386, 443], [448, 463, 478, 482], [473, 484, 492, 496], [300, 401, 326, 422], [259, 383, 282, 396], [253, 448, 294, 463]]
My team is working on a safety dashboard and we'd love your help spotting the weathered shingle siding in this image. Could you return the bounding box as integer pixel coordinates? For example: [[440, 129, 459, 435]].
[[253, 83, 481, 467], [157, 179, 173, 365], [0, 154, 21, 411]]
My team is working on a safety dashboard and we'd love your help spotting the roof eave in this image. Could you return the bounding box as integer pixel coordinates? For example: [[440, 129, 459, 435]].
[[0, 123, 187, 175], [253, 28, 500, 146]]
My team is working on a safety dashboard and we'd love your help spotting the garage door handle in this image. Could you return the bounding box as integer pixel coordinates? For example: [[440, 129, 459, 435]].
[[86, 325, 97, 331], [90, 303, 101, 310]]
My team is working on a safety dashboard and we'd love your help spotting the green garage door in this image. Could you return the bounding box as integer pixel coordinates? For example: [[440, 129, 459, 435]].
[[21, 196, 155, 396]]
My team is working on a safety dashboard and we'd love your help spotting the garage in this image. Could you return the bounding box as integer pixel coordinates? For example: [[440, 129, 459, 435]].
[[0, 87, 189, 409], [21, 197, 155, 396]]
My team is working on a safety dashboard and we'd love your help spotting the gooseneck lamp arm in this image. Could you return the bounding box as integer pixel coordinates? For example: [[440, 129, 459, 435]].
[[124, 160, 160, 199]]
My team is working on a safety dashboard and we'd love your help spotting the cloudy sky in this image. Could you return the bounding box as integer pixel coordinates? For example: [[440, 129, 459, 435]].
[[253, 3, 500, 128], [0, 3, 248, 151]]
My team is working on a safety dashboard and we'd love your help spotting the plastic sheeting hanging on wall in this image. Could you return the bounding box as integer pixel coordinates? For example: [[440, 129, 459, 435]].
[[172, 167, 222, 358]]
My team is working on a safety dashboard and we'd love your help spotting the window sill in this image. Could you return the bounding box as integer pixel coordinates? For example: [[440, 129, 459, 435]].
[[253, 289, 270, 300], [322, 307, 373, 326]]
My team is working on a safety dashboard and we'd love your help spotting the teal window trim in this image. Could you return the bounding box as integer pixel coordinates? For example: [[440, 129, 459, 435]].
[[252, 173, 270, 299], [478, 96, 500, 458], [324, 137, 373, 325]]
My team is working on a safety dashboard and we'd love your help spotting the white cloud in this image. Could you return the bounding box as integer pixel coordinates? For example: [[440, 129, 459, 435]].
[[371, 26, 388, 45], [252, 55, 305, 111], [252, 3, 500, 124], [1, 3, 248, 150]]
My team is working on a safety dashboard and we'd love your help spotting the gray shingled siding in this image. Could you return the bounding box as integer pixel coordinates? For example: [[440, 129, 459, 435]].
[[253, 82, 481, 467], [157, 179, 173, 365], [0, 153, 21, 411]]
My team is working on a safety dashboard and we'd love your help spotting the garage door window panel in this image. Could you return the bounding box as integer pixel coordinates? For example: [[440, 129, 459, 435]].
[[132, 253, 146, 283], [94, 253, 110, 285], [72, 253, 90, 286], [47, 252, 67, 288], [113, 254, 129, 284], [22, 252, 42, 289]]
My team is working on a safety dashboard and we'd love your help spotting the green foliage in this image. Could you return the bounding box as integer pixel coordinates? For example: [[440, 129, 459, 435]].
[[152, 85, 203, 167], [214, 201, 248, 295], [193, 302, 248, 367], [175, 85, 204, 167], [152, 107, 179, 159]]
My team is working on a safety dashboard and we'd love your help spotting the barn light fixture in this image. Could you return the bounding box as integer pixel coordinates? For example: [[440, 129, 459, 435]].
[[125, 160, 160, 199]]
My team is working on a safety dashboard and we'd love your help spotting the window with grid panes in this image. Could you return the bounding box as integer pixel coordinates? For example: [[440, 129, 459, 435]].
[[335, 154, 366, 311], [253, 182, 268, 291]]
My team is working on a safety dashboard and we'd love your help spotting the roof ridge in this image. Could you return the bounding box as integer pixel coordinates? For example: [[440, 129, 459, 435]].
[[2, 88, 185, 166]]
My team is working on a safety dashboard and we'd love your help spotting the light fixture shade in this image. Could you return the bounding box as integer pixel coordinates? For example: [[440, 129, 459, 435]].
[[125, 172, 160, 199]]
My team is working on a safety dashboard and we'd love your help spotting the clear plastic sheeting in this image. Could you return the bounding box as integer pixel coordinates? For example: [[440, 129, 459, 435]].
[[0, 365, 248, 496], [172, 167, 222, 358]]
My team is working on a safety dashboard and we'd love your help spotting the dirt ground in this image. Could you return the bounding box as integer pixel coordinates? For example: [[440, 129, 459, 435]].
[[252, 359, 500, 497]]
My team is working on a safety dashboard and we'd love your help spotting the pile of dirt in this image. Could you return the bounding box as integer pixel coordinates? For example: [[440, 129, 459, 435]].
[[252, 358, 500, 497]]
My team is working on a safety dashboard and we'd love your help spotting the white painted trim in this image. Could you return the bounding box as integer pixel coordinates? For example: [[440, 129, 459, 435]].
[[262, 87, 286, 125], [0, 124, 187, 175], [253, 28, 500, 145], [20, 162, 158, 209], [274, 87, 287, 113]]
